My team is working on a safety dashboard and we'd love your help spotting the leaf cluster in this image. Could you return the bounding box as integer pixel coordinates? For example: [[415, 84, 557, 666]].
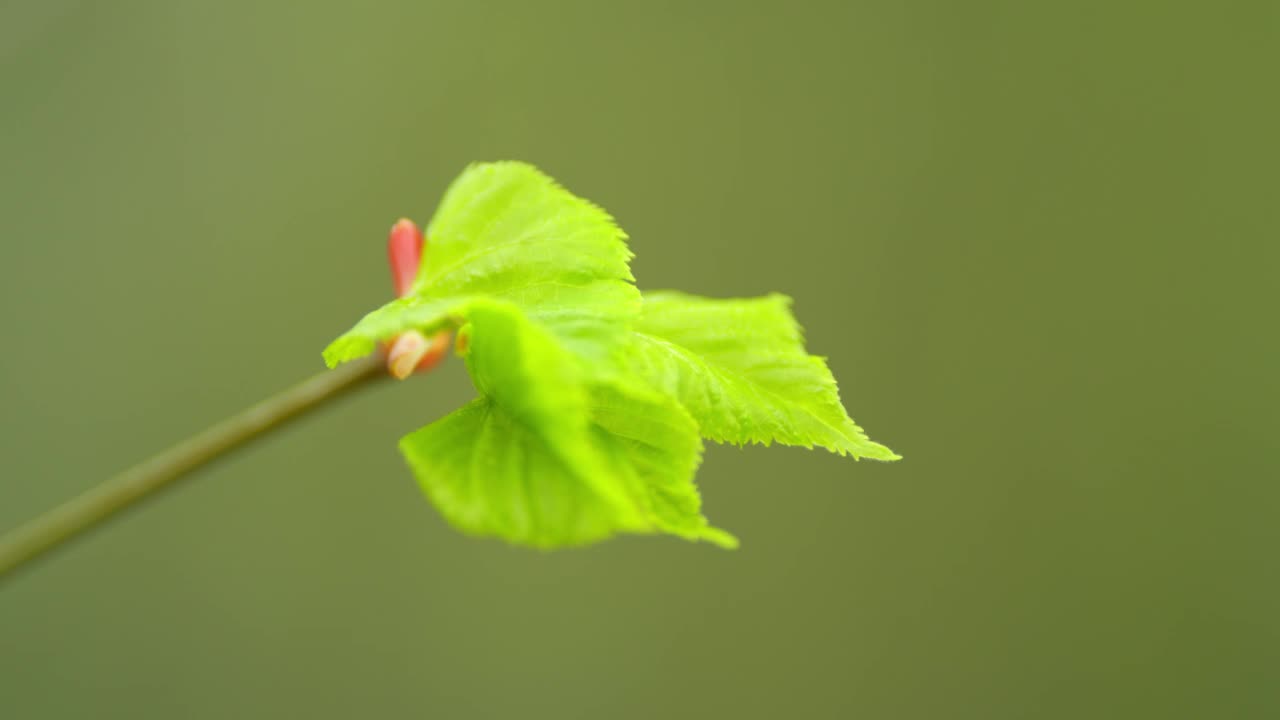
[[325, 162, 897, 549]]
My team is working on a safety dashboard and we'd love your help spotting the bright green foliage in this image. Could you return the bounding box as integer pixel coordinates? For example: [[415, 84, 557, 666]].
[[401, 398, 645, 548], [628, 292, 900, 461], [325, 161, 897, 549], [323, 162, 638, 368], [398, 299, 644, 548], [396, 298, 734, 548]]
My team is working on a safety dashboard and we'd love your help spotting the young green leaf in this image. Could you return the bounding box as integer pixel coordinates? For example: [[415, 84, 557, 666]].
[[400, 299, 733, 548], [401, 398, 643, 547], [323, 162, 639, 369], [401, 386, 736, 549], [627, 291, 899, 460], [419, 162, 634, 298]]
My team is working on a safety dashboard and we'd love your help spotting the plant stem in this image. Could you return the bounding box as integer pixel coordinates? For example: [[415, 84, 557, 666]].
[[0, 354, 388, 582]]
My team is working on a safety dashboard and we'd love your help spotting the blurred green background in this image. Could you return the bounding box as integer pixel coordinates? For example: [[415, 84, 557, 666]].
[[1, 1, 1276, 718]]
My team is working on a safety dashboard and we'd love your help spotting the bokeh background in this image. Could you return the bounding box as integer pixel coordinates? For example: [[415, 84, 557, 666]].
[[1, 2, 1276, 718]]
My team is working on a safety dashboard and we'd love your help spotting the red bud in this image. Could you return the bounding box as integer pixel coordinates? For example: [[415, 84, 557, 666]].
[[387, 218, 423, 298]]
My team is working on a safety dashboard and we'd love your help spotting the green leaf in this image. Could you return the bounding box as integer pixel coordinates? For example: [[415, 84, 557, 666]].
[[401, 389, 737, 549], [420, 162, 634, 297], [453, 298, 640, 520], [400, 299, 734, 548], [401, 398, 642, 547], [323, 162, 639, 369], [627, 291, 899, 460]]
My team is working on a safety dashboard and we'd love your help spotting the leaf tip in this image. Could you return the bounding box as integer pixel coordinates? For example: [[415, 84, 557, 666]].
[[701, 526, 741, 550], [851, 440, 902, 462], [321, 346, 343, 370], [321, 337, 375, 370]]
